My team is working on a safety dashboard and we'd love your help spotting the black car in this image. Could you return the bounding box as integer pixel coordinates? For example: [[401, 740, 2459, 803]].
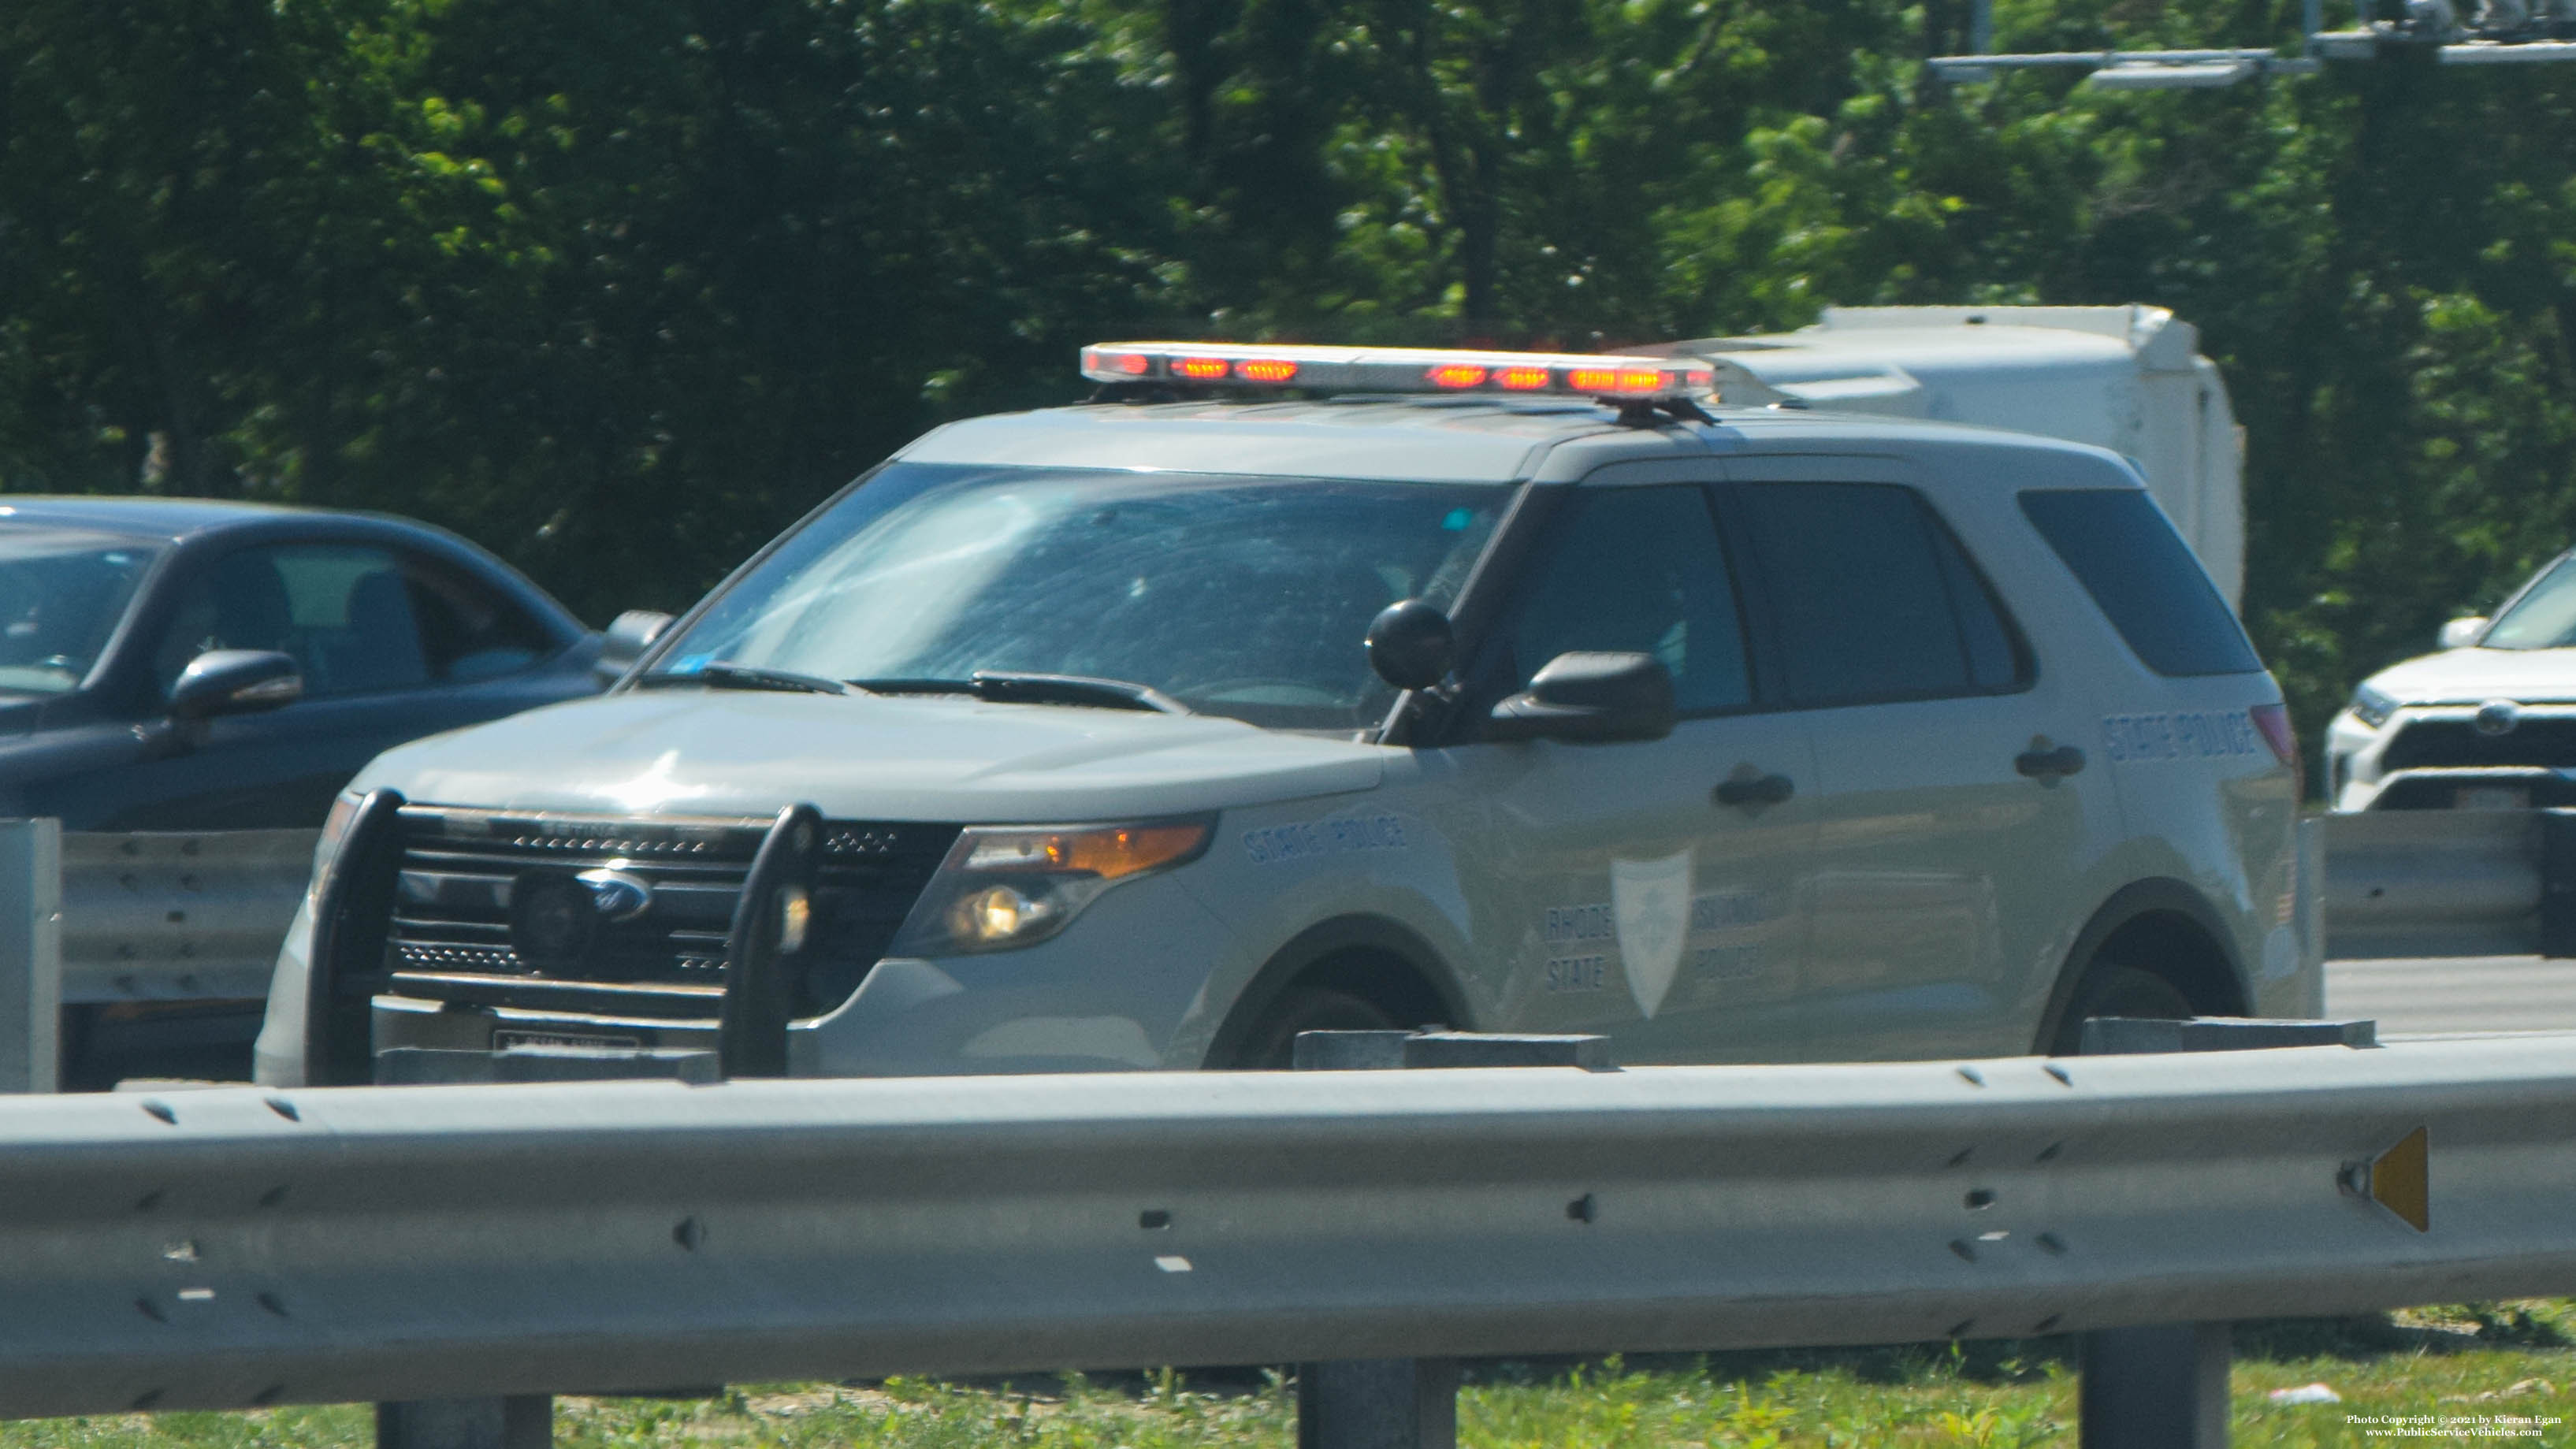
[[0, 498, 606, 1083]]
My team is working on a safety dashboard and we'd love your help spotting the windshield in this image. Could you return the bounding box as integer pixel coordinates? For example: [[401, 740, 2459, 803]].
[[2482, 555, 2576, 650], [657, 463, 1509, 730], [0, 528, 163, 695]]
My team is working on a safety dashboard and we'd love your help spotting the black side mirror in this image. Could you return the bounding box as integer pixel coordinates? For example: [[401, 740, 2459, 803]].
[[169, 649, 303, 720], [1365, 600, 1454, 691], [1486, 651, 1676, 744], [597, 609, 677, 682]]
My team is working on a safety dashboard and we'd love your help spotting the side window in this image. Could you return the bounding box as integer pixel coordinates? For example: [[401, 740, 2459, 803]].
[[1736, 482, 2031, 709], [154, 544, 432, 699], [400, 552, 556, 683], [154, 544, 557, 701], [2018, 489, 2262, 677], [1490, 485, 1752, 715], [1930, 520, 2024, 691]]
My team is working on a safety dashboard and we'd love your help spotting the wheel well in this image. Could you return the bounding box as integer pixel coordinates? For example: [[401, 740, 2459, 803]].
[[1286, 949, 1451, 1029], [1204, 917, 1465, 1068], [2092, 910, 2247, 1017], [2033, 880, 2251, 1053]]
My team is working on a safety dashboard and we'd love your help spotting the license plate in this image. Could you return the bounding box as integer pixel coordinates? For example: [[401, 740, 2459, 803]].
[[2456, 786, 2530, 811], [494, 1029, 643, 1052]]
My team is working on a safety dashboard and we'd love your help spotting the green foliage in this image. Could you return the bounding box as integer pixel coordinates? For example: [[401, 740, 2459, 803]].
[[8, 1333, 2576, 1446], [7, 0, 2576, 743]]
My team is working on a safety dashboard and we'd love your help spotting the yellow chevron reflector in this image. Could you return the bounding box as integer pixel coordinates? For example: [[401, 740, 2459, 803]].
[[2370, 1127, 2430, 1233]]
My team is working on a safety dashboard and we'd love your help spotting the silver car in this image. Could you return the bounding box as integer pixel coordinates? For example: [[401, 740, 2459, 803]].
[[256, 344, 2312, 1085]]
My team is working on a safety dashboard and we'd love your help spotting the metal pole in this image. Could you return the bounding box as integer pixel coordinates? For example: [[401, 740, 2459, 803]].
[[2539, 809, 2576, 958], [1971, 0, 1995, 52], [0, 819, 61, 1093], [374, 1034, 561, 1448], [376, 1397, 551, 1449], [1292, 1030, 1615, 1449], [2080, 1323, 2229, 1446], [368, 1021, 727, 1445], [1298, 1358, 1459, 1449], [2072, 1013, 2374, 1449]]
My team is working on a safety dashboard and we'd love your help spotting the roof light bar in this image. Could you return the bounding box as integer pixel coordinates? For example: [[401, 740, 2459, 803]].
[[1080, 343, 1715, 403]]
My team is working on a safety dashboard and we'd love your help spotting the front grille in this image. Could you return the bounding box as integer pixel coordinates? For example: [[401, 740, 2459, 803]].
[[378, 807, 960, 1020], [2383, 716, 2576, 771]]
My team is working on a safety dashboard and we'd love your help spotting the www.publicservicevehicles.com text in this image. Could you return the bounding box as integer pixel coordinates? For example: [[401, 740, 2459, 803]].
[[2348, 1412, 2562, 1439]]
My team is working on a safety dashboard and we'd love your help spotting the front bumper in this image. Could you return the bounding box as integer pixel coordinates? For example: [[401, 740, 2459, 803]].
[[2328, 703, 2576, 811], [325, 869, 1245, 1079]]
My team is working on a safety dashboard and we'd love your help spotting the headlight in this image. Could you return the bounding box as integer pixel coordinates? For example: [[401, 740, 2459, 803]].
[[887, 818, 1214, 955], [2349, 684, 2399, 730]]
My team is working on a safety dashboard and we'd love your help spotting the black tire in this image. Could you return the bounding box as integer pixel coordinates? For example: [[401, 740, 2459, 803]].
[[1228, 986, 1400, 1070], [2046, 961, 2193, 1057]]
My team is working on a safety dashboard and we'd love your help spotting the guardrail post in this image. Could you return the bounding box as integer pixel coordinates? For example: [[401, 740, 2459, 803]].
[[376, 1396, 550, 1449], [0, 819, 62, 1093], [2539, 810, 2576, 958], [2073, 1014, 2377, 1448], [1292, 1029, 1615, 1449], [369, 1038, 721, 1447]]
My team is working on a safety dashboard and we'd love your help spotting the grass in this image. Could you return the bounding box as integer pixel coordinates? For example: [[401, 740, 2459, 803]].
[[10, 1304, 2575, 1447]]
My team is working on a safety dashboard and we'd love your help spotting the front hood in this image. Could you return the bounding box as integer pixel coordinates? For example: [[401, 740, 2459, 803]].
[[355, 690, 1386, 822], [2364, 647, 2576, 707]]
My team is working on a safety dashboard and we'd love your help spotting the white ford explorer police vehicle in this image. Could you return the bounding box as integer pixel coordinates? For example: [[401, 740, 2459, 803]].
[[254, 342, 2313, 1086], [2328, 548, 2576, 812]]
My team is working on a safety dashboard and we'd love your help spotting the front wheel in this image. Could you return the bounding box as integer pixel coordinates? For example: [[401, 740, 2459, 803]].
[[2045, 961, 2192, 1057], [1228, 986, 1400, 1070]]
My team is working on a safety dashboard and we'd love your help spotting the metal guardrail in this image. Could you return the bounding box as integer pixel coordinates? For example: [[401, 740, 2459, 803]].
[[1, 1035, 2570, 1418], [58, 829, 314, 1008], [2320, 808, 2576, 959]]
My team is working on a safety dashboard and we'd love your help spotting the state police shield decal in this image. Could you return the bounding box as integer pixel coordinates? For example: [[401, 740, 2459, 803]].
[[1611, 849, 1693, 1020]]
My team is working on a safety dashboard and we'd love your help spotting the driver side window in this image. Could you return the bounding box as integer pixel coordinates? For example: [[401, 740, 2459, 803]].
[[154, 544, 433, 700], [1489, 485, 1752, 716]]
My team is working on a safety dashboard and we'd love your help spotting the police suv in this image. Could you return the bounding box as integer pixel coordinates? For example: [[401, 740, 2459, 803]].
[[255, 342, 2313, 1085]]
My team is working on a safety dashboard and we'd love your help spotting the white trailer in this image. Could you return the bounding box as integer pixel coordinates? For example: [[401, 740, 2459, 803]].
[[1666, 305, 2246, 607]]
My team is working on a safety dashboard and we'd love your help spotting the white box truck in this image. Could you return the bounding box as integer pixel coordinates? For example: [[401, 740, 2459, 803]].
[[1660, 305, 2247, 607]]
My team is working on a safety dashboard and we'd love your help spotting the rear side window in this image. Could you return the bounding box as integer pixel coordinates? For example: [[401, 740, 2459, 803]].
[[1735, 482, 2031, 708], [2019, 489, 2262, 677]]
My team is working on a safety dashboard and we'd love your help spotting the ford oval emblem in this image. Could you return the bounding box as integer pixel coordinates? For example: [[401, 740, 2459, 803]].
[[575, 868, 654, 922], [2474, 699, 2522, 738]]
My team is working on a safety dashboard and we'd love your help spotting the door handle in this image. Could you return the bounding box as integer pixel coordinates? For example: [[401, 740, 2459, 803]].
[[1713, 771, 1795, 808], [2016, 741, 2087, 779]]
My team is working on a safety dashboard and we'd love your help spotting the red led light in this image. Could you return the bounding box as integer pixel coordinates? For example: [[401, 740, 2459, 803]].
[[1081, 342, 1693, 400], [1084, 348, 1151, 376]]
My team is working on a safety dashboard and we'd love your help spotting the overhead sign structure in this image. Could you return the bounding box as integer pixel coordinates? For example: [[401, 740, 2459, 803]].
[[1930, 0, 2576, 87]]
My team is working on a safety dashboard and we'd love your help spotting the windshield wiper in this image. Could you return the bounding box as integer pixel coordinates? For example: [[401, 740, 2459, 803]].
[[847, 671, 1193, 715], [636, 661, 850, 696]]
